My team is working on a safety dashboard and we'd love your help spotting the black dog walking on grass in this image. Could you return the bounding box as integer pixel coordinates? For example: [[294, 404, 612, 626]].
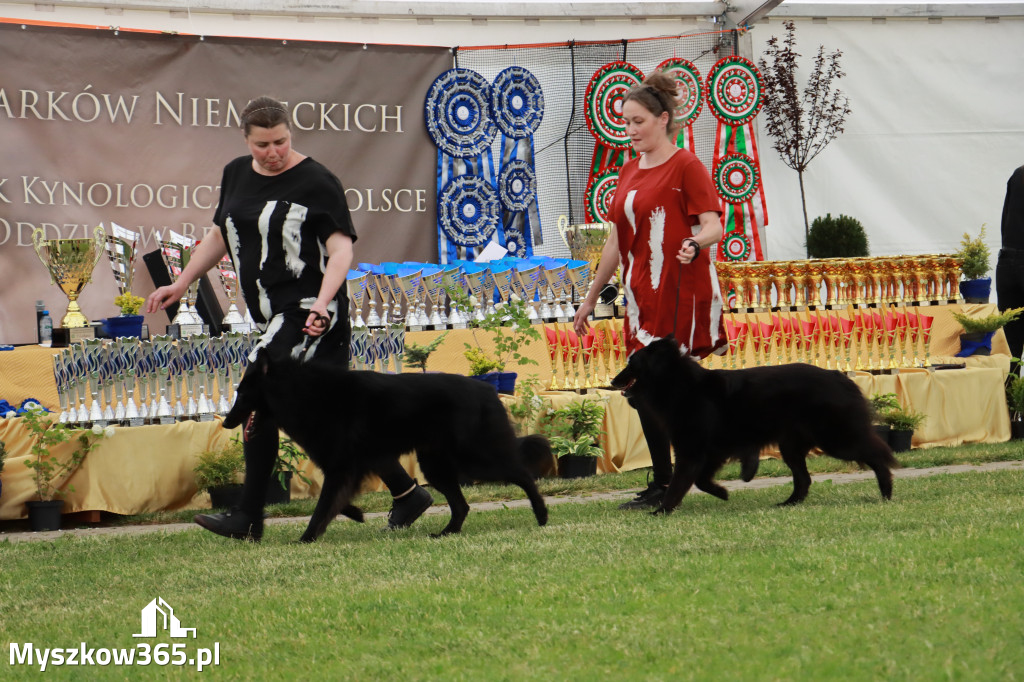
[[611, 337, 900, 514], [221, 351, 550, 542]]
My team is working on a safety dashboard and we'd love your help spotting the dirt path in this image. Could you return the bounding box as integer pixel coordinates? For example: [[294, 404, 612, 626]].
[[3, 460, 1022, 544]]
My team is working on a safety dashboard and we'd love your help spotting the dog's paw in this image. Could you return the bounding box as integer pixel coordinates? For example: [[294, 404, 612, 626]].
[[340, 505, 364, 523], [297, 534, 318, 543], [649, 506, 670, 516]]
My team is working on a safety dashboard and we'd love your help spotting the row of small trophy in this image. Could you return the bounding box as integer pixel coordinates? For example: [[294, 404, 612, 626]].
[[717, 255, 965, 313], [51, 332, 258, 427], [346, 257, 593, 332], [542, 319, 627, 391], [700, 308, 936, 374], [349, 325, 406, 373]]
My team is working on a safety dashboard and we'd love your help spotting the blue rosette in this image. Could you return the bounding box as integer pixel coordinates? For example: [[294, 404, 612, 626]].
[[498, 160, 537, 213], [424, 68, 496, 159], [438, 175, 500, 248], [491, 66, 544, 140]]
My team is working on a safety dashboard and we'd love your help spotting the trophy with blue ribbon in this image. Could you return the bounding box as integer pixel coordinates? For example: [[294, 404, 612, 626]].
[[346, 270, 369, 329], [443, 267, 469, 329], [395, 268, 424, 331], [514, 263, 543, 322]]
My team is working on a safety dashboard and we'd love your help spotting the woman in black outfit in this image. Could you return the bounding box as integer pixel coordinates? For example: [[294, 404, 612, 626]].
[[146, 96, 432, 541]]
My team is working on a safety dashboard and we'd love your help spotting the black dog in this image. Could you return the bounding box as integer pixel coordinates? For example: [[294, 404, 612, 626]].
[[611, 337, 899, 513], [222, 352, 549, 542]]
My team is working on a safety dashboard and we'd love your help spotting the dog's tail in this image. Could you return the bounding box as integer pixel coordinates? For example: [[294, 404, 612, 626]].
[[518, 434, 556, 480]]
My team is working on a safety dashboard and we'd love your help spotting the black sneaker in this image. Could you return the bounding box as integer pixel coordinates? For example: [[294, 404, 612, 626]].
[[387, 485, 433, 530], [619, 484, 667, 510], [194, 508, 263, 541]]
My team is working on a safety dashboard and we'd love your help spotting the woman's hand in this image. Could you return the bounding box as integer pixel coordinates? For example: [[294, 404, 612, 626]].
[[145, 282, 186, 314], [573, 300, 595, 336], [677, 238, 701, 265], [303, 308, 331, 337]]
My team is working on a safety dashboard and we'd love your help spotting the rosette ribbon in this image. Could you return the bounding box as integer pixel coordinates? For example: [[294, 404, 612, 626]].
[[706, 56, 769, 263], [583, 61, 644, 222], [425, 68, 500, 263], [492, 66, 545, 257]]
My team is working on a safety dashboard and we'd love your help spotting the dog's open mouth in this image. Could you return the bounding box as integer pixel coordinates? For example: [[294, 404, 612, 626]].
[[616, 377, 636, 394]]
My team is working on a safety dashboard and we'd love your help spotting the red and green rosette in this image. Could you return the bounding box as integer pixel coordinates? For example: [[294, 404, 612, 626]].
[[656, 57, 702, 152], [706, 56, 768, 263], [706, 56, 764, 127], [585, 167, 619, 223], [713, 153, 759, 205], [583, 61, 644, 223], [585, 61, 644, 149]]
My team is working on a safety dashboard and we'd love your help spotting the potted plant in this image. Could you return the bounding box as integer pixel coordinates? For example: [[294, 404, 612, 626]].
[[956, 225, 992, 303], [869, 392, 900, 443], [20, 406, 108, 531], [403, 331, 449, 372], [105, 292, 146, 338], [506, 376, 556, 478], [881, 405, 927, 453], [541, 397, 606, 478], [805, 213, 870, 258], [193, 435, 245, 509], [1006, 364, 1024, 440], [269, 437, 314, 505], [455, 290, 541, 394], [951, 307, 1023, 357]]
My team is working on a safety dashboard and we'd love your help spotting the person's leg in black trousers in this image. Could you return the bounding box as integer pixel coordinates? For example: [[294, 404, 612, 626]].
[[997, 249, 1024, 362], [193, 407, 277, 541], [619, 404, 672, 509]]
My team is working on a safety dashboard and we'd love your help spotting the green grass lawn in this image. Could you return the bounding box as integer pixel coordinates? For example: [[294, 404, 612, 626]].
[[2, 460, 1022, 681]]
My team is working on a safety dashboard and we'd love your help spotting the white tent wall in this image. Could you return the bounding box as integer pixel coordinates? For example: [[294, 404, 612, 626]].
[[750, 13, 1024, 278]]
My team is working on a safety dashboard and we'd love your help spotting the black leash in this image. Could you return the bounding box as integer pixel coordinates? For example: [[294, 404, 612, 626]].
[[673, 239, 701, 340]]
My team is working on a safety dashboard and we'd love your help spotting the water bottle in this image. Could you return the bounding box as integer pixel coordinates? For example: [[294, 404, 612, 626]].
[[35, 300, 45, 343], [39, 310, 53, 346]]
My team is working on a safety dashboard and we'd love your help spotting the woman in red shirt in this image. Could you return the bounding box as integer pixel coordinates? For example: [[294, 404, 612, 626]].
[[574, 71, 726, 509]]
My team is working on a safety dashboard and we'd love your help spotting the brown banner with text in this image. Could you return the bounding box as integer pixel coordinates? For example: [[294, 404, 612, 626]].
[[0, 23, 450, 343]]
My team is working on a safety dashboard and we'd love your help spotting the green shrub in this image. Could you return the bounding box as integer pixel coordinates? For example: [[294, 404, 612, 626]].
[[403, 331, 449, 372], [869, 392, 900, 423], [956, 225, 991, 280], [951, 307, 1024, 333], [193, 436, 245, 492], [805, 213, 870, 258], [1006, 364, 1024, 420], [882, 406, 927, 432]]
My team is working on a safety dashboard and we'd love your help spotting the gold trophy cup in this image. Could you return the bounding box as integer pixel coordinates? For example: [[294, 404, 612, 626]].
[[557, 215, 615, 317], [32, 225, 105, 329]]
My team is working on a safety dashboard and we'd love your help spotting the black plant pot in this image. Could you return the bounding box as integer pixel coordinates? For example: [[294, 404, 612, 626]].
[[888, 429, 914, 453], [873, 423, 891, 443], [265, 471, 292, 505], [558, 454, 598, 479], [208, 484, 244, 510], [1011, 420, 1024, 440], [26, 499, 65, 532]]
